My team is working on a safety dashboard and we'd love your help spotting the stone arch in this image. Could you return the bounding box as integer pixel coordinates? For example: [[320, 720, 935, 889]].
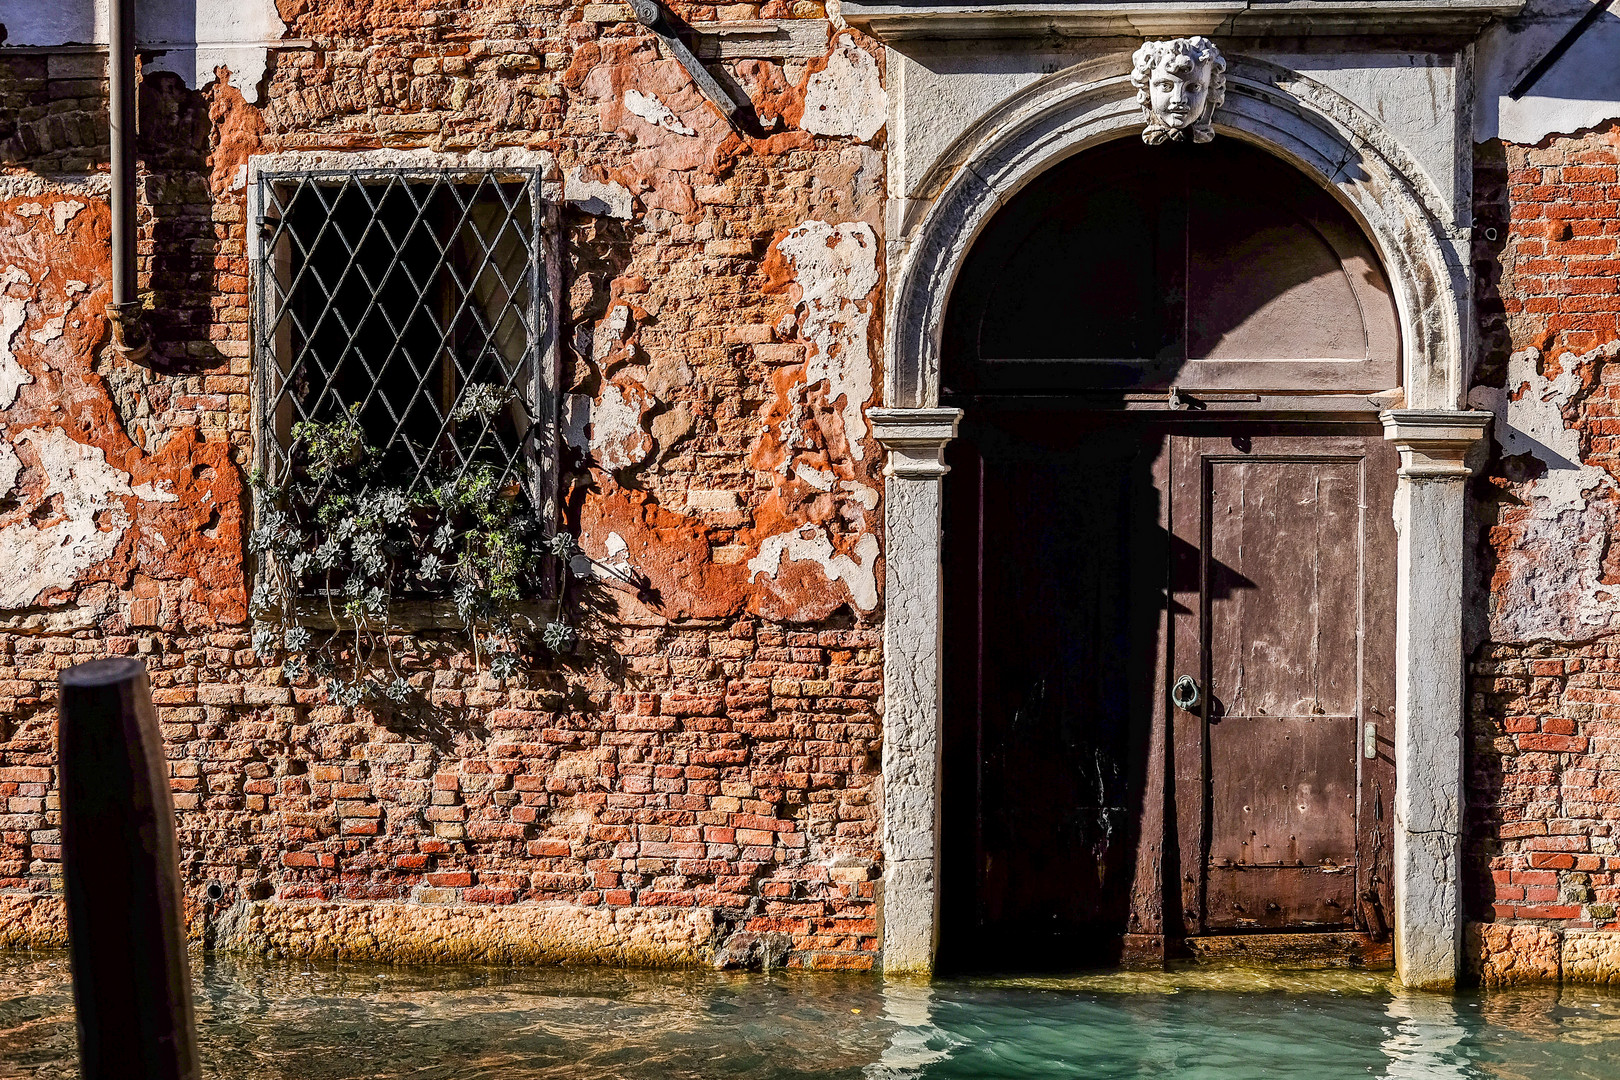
[[872, 47, 1491, 988], [886, 53, 1470, 412]]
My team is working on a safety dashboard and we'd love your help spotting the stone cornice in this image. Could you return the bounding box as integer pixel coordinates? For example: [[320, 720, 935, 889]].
[[843, 1, 1525, 42], [1381, 408, 1492, 479], [870, 407, 963, 479]]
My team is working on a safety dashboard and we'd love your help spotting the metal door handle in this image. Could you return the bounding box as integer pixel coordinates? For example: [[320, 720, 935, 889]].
[[1172, 675, 1201, 712]]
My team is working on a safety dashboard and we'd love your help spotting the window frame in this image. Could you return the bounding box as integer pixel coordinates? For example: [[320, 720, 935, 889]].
[[246, 159, 562, 624]]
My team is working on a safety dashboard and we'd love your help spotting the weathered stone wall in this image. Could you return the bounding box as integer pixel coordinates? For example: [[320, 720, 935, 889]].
[[0, 1, 889, 969], [1467, 122, 1620, 982]]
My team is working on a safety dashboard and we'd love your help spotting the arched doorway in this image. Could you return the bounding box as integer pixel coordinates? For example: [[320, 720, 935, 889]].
[[936, 138, 1403, 970]]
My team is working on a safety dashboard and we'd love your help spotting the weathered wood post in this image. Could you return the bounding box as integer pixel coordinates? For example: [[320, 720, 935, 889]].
[[58, 658, 200, 1080]]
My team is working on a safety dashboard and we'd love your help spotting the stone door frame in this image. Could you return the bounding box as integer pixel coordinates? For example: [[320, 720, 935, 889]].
[[870, 52, 1491, 989]]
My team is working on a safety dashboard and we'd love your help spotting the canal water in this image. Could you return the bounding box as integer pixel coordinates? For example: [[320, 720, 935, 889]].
[[2, 952, 1620, 1078]]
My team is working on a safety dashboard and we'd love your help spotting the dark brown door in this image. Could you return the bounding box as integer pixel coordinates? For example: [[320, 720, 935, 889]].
[[1170, 431, 1397, 937], [941, 417, 1396, 966], [940, 413, 1168, 968]]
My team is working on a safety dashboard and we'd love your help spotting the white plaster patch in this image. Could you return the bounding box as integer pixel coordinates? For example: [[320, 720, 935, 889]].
[[796, 463, 836, 491], [0, 427, 137, 609], [568, 379, 652, 474], [0, 292, 36, 410], [840, 478, 880, 510], [565, 167, 634, 220], [30, 316, 65, 347], [65, 280, 88, 296], [624, 89, 697, 137], [0, 443, 20, 496], [131, 481, 178, 503], [593, 304, 631, 364], [801, 42, 885, 142], [775, 220, 879, 460], [50, 201, 84, 235], [13, 203, 42, 219], [1469, 343, 1620, 641], [748, 525, 879, 612]]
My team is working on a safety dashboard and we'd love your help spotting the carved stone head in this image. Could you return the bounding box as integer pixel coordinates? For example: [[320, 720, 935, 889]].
[[1132, 37, 1227, 145]]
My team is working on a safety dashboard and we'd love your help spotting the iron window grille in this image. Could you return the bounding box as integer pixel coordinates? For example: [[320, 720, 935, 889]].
[[251, 167, 559, 607]]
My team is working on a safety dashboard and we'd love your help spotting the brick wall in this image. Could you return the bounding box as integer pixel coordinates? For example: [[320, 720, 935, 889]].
[[1469, 123, 1620, 959], [0, 0, 888, 968]]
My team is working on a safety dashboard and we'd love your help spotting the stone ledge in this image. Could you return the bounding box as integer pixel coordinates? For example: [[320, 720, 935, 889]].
[[843, 1, 1525, 41], [1468, 921, 1620, 986], [218, 899, 721, 966]]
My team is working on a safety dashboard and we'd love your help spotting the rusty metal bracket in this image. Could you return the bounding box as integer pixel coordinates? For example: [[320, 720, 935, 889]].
[[630, 0, 747, 126]]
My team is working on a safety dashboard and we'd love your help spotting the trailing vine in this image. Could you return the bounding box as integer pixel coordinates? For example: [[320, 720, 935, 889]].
[[248, 387, 578, 704]]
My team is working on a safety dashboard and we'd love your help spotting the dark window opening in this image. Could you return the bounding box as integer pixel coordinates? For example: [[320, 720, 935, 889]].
[[257, 171, 547, 503]]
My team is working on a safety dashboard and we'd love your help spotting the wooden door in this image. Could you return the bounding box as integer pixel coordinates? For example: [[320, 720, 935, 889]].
[[941, 418, 1397, 966], [940, 413, 1169, 967], [1169, 430, 1397, 937]]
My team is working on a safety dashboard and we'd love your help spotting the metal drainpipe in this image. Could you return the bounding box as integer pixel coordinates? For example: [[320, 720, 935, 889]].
[[107, 0, 150, 363]]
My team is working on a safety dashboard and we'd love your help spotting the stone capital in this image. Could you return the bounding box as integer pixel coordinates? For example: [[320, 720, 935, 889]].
[[1380, 409, 1492, 479], [869, 407, 963, 479]]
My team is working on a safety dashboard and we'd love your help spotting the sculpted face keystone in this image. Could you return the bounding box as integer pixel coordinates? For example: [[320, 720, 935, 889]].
[[1132, 37, 1227, 145]]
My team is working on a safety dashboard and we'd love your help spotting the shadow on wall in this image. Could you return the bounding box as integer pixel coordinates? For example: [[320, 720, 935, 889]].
[[1476, 0, 1620, 145]]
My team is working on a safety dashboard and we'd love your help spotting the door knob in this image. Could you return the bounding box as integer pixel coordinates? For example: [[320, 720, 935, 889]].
[[1172, 674, 1201, 712]]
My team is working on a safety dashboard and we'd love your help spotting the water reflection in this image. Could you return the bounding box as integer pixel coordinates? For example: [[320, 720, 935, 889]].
[[3, 953, 1620, 1079], [1380, 994, 1473, 1080], [863, 981, 953, 1080]]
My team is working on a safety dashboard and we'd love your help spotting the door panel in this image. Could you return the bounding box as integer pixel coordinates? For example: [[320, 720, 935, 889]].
[[1174, 431, 1397, 935], [942, 418, 1396, 964], [941, 414, 1166, 966]]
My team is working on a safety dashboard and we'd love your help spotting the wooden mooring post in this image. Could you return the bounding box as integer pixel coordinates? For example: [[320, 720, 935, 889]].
[[58, 658, 200, 1080]]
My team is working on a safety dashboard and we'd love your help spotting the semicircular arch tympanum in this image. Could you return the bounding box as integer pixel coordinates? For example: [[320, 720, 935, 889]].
[[942, 137, 1402, 398]]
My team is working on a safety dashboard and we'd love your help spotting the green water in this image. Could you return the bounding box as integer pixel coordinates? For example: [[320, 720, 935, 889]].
[[3, 953, 1620, 1078]]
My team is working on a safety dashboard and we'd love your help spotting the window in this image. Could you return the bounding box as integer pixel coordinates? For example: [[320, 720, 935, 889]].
[[251, 167, 559, 609]]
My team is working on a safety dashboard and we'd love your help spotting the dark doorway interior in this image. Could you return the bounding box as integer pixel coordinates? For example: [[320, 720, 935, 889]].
[[939, 412, 1168, 970]]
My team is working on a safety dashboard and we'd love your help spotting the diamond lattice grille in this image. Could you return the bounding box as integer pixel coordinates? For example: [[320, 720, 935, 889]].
[[256, 170, 546, 502]]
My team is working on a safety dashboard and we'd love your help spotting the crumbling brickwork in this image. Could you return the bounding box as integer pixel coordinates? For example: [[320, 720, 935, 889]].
[[0, 0, 888, 968], [1469, 123, 1620, 971]]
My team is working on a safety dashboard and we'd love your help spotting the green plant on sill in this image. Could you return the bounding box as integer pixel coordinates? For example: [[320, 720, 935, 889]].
[[248, 392, 578, 705]]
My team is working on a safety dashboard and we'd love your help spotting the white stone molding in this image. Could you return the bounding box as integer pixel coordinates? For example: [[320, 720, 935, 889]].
[[1382, 409, 1492, 989], [844, 2, 1525, 41], [870, 407, 961, 973], [1132, 37, 1227, 144], [869, 34, 1494, 984], [884, 54, 1473, 414]]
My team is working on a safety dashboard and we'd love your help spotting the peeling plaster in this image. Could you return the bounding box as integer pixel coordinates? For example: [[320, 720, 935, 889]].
[[748, 525, 879, 612], [840, 479, 879, 511], [801, 42, 885, 143], [0, 292, 35, 410], [49, 201, 84, 235], [774, 220, 879, 461], [567, 381, 653, 475], [796, 463, 836, 491], [1470, 343, 1620, 641], [29, 316, 65, 347], [624, 89, 698, 137], [0, 443, 19, 496], [565, 168, 634, 220], [0, 427, 137, 609]]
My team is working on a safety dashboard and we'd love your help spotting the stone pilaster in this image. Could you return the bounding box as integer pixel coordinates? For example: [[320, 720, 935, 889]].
[[1381, 409, 1491, 990], [869, 406, 961, 974]]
